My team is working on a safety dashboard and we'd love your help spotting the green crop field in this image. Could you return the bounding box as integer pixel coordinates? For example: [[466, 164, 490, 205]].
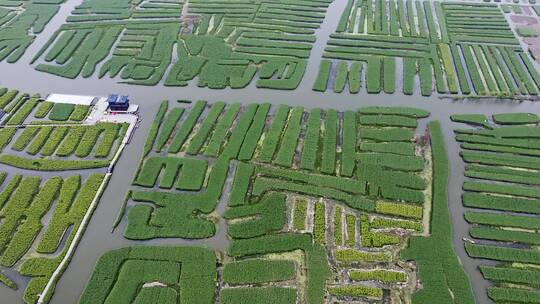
[[30, 0, 333, 89], [2, 0, 540, 302], [455, 112, 540, 304], [0, 0, 65, 63], [79, 99, 475, 304], [316, 0, 540, 97], [0, 87, 132, 303]]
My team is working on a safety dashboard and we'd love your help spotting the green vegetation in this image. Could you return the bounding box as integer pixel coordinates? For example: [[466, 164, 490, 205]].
[[401, 121, 475, 304], [517, 27, 538, 37], [0, 2, 64, 63], [6, 96, 39, 125], [0, 155, 109, 170], [100, 100, 435, 304], [34, 102, 53, 118], [451, 114, 491, 128], [48, 103, 75, 121], [134, 156, 207, 190], [456, 113, 540, 302], [80, 246, 216, 304], [143, 100, 168, 156], [293, 199, 307, 230], [33, 0, 334, 90], [349, 269, 407, 283], [0, 173, 105, 303], [223, 259, 295, 285], [0, 272, 17, 290], [221, 287, 297, 304], [317, 1, 537, 97], [0, 87, 130, 304], [493, 113, 539, 125], [69, 105, 90, 121], [336, 249, 392, 264], [313, 202, 326, 244], [345, 214, 356, 247], [329, 285, 383, 299]]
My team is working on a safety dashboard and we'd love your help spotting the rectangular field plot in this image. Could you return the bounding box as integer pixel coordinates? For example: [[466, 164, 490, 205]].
[[101, 100, 473, 304], [32, 0, 332, 89], [0, 0, 66, 63], [454, 112, 540, 304], [316, 0, 540, 97], [0, 87, 136, 304]]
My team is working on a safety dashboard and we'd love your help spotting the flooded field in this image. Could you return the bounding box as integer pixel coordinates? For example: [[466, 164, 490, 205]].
[[1, 0, 540, 303]]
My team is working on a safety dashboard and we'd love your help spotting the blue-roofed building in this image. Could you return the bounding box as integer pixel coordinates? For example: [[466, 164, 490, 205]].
[[107, 94, 129, 111]]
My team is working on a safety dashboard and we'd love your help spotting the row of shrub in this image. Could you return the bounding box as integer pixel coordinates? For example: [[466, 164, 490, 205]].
[[222, 259, 295, 285], [456, 116, 540, 302], [11, 122, 123, 158], [349, 269, 407, 283], [79, 246, 217, 304], [400, 121, 476, 303], [134, 156, 207, 190]]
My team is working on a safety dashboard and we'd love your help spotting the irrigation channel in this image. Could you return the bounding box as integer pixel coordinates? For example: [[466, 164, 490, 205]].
[[0, 0, 539, 303]]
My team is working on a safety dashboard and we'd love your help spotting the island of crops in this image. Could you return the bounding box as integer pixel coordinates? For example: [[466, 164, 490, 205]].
[[0, 87, 139, 303], [76, 99, 474, 304], [452, 112, 540, 304], [314, 0, 540, 98]]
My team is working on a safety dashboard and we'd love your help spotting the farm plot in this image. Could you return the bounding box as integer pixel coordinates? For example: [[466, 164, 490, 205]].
[[0, 0, 66, 63], [454, 112, 540, 303], [0, 87, 134, 303], [80, 246, 216, 304], [8, 122, 126, 160], [32, 0, 332, 89], [104, 99, 472, 303], [316, 1, 540, 97]]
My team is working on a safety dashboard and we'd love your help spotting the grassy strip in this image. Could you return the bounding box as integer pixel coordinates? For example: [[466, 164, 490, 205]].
[[466, 243, 540, 264], [222, 259, 295, 285], [345, 214, 356, 247], [80, 246, 216, 304], [168, 100, 206, 153], [259, 105, 290, 162], [49, 103, 75, 121], [0, 155, 108, 170], [400, 121, 475, 304], [69, 105, 90, 121], [492, 113, 539, 125], [0, 272, 17, 290], [313, 202, 325, 244], [321, 109, 337, 174], [186, 102, 224, 154], [221, 287, 296, 304], [155, 107, 184, 152], [340, 111, 356, 176], [143, 100, 168, 157], [349, 269, 407, 283], [480, 265, 540, 286], [312, 60, 331, 92], [329, 285, 382, 299], [300, 108, 321, 170], [6, 97, 39, 125], [293, 199, 307, 230], [335, 249, 392, 264], [237, 104, 270, 161], [112, 190, 131, 232], [205, 103, 240, 157], [465, 211, 540, 230], [274, 106, 303, 167], [359, 106, 429, 118], [334, 206, 342, 245]]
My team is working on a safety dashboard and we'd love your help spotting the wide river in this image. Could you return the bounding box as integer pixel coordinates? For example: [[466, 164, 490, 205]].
[[0, 0, 539, 303]]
